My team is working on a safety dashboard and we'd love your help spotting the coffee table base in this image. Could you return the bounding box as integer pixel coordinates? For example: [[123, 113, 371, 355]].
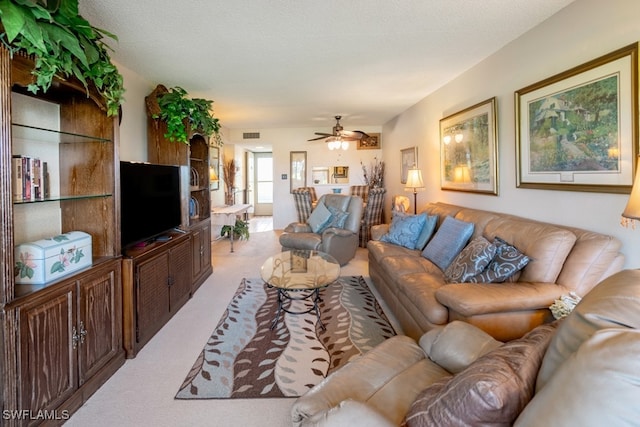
[[268, 286, 326, 330]]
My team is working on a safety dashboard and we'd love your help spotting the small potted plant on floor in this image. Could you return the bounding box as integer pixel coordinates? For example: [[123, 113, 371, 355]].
[[221, 218, 250, 241]]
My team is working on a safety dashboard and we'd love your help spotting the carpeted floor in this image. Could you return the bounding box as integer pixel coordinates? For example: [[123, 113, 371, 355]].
[[176, 275, 395, 399]]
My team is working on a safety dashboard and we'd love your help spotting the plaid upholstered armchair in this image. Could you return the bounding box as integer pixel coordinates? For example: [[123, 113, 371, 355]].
[[360, 187, 386, 247], [349, 185, 369, 204], [291, 188, 314, 222]]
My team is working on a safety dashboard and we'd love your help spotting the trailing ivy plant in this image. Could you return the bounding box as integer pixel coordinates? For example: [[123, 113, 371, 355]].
[[153, 86, 222, 145], [0, 0, 125, 116]]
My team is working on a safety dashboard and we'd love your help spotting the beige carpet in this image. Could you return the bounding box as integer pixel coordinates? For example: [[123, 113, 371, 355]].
[[64, 226, 396, 426]]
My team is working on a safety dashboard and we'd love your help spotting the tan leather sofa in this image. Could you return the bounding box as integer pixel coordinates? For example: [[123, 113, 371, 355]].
[[368, 202, 624, 341], [291, 269, 640, 426]]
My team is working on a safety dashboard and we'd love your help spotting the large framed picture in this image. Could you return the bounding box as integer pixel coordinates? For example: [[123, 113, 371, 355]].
[[290, 151, 307, 192], [400, 147, 417, 184], [440, 97, 498, 195], [357, 133, 381, 150], [515, 43, 638, 193]]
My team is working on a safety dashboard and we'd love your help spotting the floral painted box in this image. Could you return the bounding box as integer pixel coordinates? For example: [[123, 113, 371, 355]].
[[14, 231, 92, 285]]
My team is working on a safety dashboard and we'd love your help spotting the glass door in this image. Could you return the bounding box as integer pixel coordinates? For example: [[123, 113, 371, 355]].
[[253, 152, 272, 215]]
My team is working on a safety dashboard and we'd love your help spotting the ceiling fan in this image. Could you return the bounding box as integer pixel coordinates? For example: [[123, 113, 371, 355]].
[[308, 115, 370, 142]]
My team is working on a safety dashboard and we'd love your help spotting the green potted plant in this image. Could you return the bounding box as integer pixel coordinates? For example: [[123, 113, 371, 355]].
[[220, 218, 249, 241], [0, 0, 125, 116], [151, 85, 222, 145]]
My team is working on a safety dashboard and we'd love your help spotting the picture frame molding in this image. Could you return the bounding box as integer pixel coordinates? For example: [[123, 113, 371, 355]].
[[515, 43, 638, 194], [290, 151, 307, 193], [357, 133, 381, 150], [400, 146, 417, 184], [440, 97, 499, 195]]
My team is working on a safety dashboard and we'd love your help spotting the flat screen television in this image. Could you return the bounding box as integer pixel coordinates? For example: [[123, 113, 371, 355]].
[[120, 161, 182, 249]]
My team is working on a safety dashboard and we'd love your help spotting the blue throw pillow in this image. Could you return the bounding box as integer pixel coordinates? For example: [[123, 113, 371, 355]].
[[415, 213, 438, 250], [307, 202, 332, 233], [380, 212, 427, 250], [321, 206, 350, 232], [421, 216, 474, 271]]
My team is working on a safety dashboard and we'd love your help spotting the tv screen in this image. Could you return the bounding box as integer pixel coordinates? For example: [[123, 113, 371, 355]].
[[120, 161, 182, 249]]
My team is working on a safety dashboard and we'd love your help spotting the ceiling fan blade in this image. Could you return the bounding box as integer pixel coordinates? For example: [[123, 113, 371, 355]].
[[308, 135, 329, 141], [340, 130, 369, 139], [314, 132, 334, 136]]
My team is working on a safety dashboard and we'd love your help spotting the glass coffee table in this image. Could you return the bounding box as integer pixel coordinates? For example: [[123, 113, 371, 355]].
[[260, 250, 340, 330]]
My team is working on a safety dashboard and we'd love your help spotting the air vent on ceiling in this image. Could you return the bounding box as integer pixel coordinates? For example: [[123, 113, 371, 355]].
[[243, 132, 260, 139]]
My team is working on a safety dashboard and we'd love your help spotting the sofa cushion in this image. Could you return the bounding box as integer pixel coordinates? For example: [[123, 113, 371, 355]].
[[483, 218, 576, 283], [421, 216, 474, 271], [380, 212, 427, 249], [308, 202, 332, 233], [515, 328, 640, 427], [415, 214, 438, 250], [467, 237, 530, 283], [403, 322, 558, 427], [444, 236, 497, 283], [536, 269, 640, 391]]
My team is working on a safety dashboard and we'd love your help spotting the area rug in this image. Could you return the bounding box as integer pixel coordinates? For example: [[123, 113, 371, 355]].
[[175, 275, 395, 399]]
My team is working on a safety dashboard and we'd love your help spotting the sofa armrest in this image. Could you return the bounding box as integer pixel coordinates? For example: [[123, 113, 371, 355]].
[[370, 224, 389, 241], [418, 321, 503, 374], [285, 222, 313, 233], [301, 400, 395, 427], [291, 336, 426, 427], [435, 282, 567, 316]]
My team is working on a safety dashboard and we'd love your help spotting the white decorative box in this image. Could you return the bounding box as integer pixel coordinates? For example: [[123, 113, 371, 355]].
[[14, 231, 92, 285]]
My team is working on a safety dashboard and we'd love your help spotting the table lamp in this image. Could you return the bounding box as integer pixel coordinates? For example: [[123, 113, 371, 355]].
[[621, 161, 640, 228], [404, 166, 425, 214]]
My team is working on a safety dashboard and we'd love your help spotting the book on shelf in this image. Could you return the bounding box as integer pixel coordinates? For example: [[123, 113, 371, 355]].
[[12, 155, 49, 202]]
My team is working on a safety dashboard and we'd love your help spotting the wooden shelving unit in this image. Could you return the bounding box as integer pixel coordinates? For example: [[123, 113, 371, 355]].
[[0, 48, 124, 425]]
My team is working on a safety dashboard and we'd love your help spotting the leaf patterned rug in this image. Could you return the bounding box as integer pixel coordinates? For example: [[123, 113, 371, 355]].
[[175, 276, 396, 399]]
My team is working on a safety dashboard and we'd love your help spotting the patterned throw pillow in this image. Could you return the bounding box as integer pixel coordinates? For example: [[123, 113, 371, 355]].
[[421, 216, 474, 271], [444, 236, 497, 283], [306, 202, 332, 233], [321, 206, 350, 232], [380, 212, 427, 250], [467, 237, 530, 283]]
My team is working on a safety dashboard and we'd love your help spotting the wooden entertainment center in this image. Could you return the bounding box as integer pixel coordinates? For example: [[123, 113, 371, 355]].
[[0, 55, 214, 423]]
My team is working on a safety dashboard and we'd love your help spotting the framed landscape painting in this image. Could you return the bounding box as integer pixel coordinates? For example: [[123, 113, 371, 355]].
[[515, 43, 638, 193], [440, 97, 498, 194]]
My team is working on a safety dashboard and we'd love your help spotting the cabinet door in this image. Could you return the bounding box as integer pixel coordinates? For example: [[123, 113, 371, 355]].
[[136, 252, 171, 348], [18, 282, 77, 414], [169, 237, 192, 312], [77, 261, 122, 386], [191, 220, 212, 292]]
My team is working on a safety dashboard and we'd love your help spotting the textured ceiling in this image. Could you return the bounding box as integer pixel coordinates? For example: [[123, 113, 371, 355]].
[[79, 0, 574, 131]]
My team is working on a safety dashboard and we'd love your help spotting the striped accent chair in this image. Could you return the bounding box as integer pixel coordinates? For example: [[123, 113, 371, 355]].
[[297, 187, 318, 208], [349, 185, 369, 204], [292, 188, 313, 222], [360, 187, 386, 247]]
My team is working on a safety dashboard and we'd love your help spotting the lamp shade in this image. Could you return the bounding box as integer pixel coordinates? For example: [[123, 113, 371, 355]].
[[405, 168, 424, 190], [622, 161, 640, 226]]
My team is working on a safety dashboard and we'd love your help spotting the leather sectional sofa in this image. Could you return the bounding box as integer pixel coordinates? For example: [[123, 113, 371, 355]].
[[368, 202, 624, 341], [291, 269, 640, 426]]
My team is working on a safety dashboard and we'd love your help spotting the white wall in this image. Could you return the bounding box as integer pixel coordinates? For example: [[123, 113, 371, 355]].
[[227, 127, 382, 228], [380, 0, 640, 268]]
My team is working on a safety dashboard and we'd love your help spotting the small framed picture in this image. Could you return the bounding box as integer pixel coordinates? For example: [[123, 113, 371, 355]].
[[400, 147, 417, 184], [357, 133, 381, 150]]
